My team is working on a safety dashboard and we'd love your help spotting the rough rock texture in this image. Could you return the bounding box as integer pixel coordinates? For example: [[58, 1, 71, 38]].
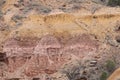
[[3, 34, 98, 77], [0, 0, 120, 80]]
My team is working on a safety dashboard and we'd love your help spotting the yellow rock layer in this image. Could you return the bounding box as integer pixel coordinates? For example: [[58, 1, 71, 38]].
[[107, 68, 120, 80], [9, 12, 120, 40]]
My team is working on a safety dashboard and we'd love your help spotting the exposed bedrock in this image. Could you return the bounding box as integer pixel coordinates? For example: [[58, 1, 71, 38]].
[[2, 34, 99, 77]]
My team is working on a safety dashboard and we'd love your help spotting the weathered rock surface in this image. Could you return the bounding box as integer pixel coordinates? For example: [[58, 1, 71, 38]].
[[0, 0, 120, 80], [2, 34, 98, 77]]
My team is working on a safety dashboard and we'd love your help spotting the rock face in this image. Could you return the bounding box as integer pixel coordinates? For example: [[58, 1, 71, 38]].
[[0, 0, 120, 80], [2, 34, 98, 78]]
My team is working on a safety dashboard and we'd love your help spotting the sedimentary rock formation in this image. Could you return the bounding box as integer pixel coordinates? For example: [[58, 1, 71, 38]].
[[0, 0, 120, 80]]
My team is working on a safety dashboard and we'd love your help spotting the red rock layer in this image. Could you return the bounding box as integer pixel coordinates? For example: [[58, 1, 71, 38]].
[[2, 34, 99, 77]]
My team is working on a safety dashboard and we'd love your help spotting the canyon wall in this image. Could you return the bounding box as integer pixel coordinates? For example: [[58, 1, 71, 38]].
[[0, 0, 120, 80]]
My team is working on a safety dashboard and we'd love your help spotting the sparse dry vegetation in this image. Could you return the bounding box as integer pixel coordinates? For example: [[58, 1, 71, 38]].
[[108, 0, 120, 6]]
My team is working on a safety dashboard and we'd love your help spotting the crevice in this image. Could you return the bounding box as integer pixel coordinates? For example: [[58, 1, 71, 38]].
[[0, 52, 8, 64], [116, 36, 120, 43], [33, 78, 40, 80], [7, 78, 20, 80], [79, 76, 87, 80]]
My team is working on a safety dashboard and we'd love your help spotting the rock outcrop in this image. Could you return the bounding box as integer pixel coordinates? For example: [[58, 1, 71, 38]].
[[0, 0, 120, 80]]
